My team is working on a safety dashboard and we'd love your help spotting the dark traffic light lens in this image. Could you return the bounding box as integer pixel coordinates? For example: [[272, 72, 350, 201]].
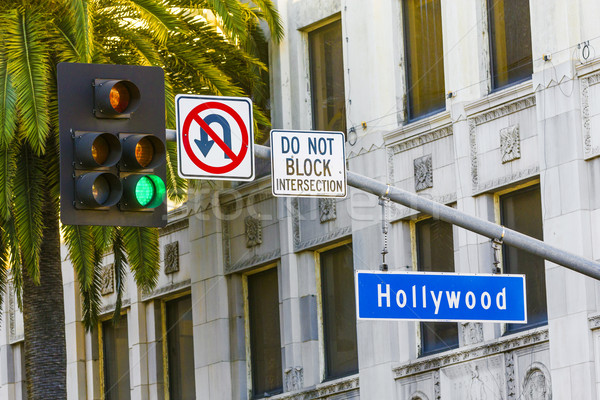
[[109, 82, 131, 113], [91, 136, 110, 165], [135, 137, 154, 168], [92, 175, 110, 205]]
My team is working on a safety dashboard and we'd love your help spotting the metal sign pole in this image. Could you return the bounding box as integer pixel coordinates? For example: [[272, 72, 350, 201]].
[[253, 142, 600, 281], [165, 130, 600, 280]]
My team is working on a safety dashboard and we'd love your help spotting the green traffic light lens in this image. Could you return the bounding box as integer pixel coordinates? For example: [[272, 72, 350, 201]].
[[135, 176, 155, 207], [133, 175, 166, 208]]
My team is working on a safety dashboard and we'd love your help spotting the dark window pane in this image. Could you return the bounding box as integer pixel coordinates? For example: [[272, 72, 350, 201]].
[[488, 0, 533, 89], [416, 219, 459, 355], [501, 185, 547, 332], [103, 316, 130, 400], [321, 245, 358, 379], [166, 296, 196, 400], [309, 19, 347, 132], [248, 268, 283, 397], [404, 0, 446, 120]]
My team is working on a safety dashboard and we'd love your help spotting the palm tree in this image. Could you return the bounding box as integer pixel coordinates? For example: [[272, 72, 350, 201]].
[[0, 1, 282, 398]]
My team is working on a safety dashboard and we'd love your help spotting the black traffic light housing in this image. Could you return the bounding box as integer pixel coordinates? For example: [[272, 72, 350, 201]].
[[58, 63, 167, 227]]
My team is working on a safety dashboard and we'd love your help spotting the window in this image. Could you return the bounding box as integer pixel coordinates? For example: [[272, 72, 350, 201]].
[[309, 19, 347, 132], [166, 295, 196, 400], [415, 218, 459, 355], [500, 185, 547, 333], [320, 244, 358, 379], [403, 0, 446, 120], [102, 316, 130, 400], [488, 0, 533, 89], [247, 267, 283, 398]]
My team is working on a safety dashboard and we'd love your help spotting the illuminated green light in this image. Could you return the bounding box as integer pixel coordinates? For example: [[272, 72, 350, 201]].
[[135, 176, 155, 207], [133, 175, 166, 208]]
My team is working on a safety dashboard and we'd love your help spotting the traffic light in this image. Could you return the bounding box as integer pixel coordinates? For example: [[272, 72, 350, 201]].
[[57, 63, 167, 227]]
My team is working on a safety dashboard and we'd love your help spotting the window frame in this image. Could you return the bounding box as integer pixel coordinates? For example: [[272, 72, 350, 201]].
[[401, 0, 447, 122], [410, 216, 460, 357], [305, 14, 347, 132], [314, 239, 358, 382], [242, 263, 283, 399], [160, 290, 195, 400], [486, 0, 533, 92], [98, 310, 130, 400], [493, 179, 547, 335]]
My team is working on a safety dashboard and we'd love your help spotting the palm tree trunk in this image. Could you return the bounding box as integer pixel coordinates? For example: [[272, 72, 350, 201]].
[[22, 186, 66, 399]]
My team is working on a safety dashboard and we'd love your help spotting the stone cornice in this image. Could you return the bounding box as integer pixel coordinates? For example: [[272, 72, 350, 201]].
[[393, 327, 548, 379], [271, 376, 359, 400]]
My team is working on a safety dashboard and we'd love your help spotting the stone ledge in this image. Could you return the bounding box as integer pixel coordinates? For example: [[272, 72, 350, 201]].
[[393, 326, 548, 379], [270, 375, 359, 400]]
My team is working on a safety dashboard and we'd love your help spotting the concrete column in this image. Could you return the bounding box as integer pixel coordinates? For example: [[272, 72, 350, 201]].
[[534, 63, 597, 399], [127, 294, 149, 400], [62, 255, 88, 400], [0, 296, 16, 400], [189, 186, 233, 399]]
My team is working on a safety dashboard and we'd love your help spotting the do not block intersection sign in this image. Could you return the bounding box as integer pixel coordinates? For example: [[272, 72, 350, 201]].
[[176, 94, 254, 181], [270, 130, 346, 197]]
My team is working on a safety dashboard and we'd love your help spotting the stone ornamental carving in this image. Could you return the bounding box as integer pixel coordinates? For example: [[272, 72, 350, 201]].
[[461, 322, 484, 345], [100, 264, 114, 295], [284, 366, 304, 392], [319, 198, 337, 223], [500, 125, 521, 163], [164, 241, 180, 274], [245, 215, 262, 247], [414, 155, 433, 191], [433, 370, 441, 400], [522, 364, 551, 400], [505, 351, 516, 399]]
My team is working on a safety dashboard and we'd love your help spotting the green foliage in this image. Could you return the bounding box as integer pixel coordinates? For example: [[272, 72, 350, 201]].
[[0, 0, 283, 330]]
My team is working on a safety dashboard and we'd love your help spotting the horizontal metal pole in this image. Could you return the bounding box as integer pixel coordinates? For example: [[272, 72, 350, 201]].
[[253, 144, 600, 281]]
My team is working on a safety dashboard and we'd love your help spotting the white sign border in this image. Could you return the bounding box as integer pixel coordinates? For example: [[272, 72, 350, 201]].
[[270, 129, 347, 198], [175, 94, 255, 181], [354, 270, 528, 324]]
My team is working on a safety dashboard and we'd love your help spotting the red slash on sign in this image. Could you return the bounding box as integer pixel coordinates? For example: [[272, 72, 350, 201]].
[[181, 101, 249, 174]]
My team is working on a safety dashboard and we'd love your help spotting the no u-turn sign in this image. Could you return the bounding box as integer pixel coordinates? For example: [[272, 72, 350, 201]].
[[176, 94, 254, 181]]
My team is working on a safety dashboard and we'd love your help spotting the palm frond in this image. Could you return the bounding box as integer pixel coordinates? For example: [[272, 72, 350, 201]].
[[246, 0, 284, 43], [80, 244, 102, 330], [62, 224, 95, 290], [122, 226, 159, 291], [126, 0, 183, 44], [166, 141, 187, 203], [12, 143, 44, 284], [5, 7, 51, 156], [0, 145, 16, 221], [0, 51, 18, 148], [111, 227, 128, 323]]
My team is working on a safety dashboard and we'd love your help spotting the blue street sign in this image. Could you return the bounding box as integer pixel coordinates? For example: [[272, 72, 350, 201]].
[[355, 271, 527, 323]]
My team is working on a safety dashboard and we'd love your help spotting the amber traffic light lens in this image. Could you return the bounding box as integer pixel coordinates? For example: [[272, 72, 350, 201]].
[[135, 137, 154, 168], [91, 136, 109, 165], [109, 82, 131, 113]]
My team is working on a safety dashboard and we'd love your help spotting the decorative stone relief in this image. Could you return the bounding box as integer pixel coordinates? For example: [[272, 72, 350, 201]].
[[164, 241, 180, 274], [284, 366, 304, 392], [469, 119, 479, 187], [245, 215, 262, 247], [439, 355, 505, 399], [100, 263, 114, 295], [410, 392, 429, 400], [522, 363, 551, 400], [8, 282, 15, 339], [319, 198, 337, 223], [389, 125, 453, 154], [580, 73, 600, 159], [505, 351, 516, 399], [500, 125, 521, 163], [461, 322, 484, 345], [433, 370, 441, 400], [414, 155, 433, 191]]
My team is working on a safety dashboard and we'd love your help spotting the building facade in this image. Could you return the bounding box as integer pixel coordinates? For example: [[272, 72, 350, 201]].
[[3, 0, 600, 398]]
